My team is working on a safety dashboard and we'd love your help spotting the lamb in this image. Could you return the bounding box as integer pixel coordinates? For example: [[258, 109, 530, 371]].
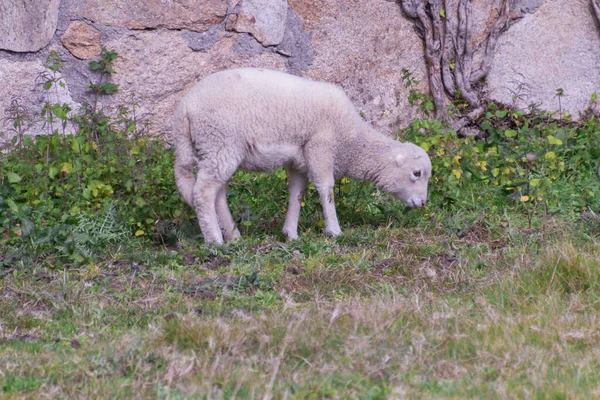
[[174, 68, 432, 245]]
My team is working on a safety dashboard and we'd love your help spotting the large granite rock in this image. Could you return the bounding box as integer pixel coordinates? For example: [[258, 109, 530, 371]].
[[0, 55, 79, 142], [0, 0, 60, 52], [102, 30, 286, 135], [297, 0, 428, 132], [100, 0, 426, 136], [488, 0, 600, 117], [226, 0, 289, 46], [73, 0, 227, 32], [0, 58, 45, 142]]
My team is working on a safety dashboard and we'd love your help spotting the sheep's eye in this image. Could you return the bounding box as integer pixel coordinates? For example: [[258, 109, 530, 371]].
[[413, 169, 421, 178]]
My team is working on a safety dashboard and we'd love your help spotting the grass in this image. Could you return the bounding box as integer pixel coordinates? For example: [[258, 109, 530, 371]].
[[2, 206, 600, 399]]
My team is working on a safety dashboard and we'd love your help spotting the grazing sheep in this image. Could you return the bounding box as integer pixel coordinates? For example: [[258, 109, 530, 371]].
[[174, 68, 431, 244]]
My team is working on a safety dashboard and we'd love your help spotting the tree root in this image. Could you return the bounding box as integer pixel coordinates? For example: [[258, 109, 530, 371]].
[[400, 0, 522, 131]]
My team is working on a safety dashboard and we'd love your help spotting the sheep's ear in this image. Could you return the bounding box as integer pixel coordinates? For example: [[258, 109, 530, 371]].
[[395, 154, 405, 166]]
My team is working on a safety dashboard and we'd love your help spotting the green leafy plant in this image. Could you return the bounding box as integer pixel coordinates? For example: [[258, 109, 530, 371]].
[[400, 72, 600, 220], [87, 48, 120, 108]]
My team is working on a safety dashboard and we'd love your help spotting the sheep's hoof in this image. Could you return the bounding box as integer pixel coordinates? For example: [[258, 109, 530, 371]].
[[325, 227, 342, 237], [203, 233, 225, 245], [282, 228, 299, 241], [224, 228, 242, 243]]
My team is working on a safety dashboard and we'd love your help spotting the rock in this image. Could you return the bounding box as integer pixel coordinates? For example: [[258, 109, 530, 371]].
[[102, 30, 285, 136], [303, 0, 428, 132], [517, 0, 544, 14], [288, 0, 326, 31], [0, 56, 79, 144], [233, 33, 265, 56], [277, 8, 314, 75], [0, 0, 60, 52], [487, 0, 600, 118], [0, 59, 44, 145], [61, 21, 102, 60], [227, 0, 288, 46], [185, 26, 222, 52], [74, 0, 227, 32]]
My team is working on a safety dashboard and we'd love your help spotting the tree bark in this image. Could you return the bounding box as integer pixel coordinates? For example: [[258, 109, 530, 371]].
[[593, 0, 600, 24], [400, 0, 521, 123]]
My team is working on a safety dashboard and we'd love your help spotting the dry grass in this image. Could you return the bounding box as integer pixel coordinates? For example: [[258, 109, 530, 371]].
[[1, 221, 600, 398]]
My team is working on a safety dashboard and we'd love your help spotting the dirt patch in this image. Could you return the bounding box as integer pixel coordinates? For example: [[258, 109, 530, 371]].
[[458, 220, 506, 248]]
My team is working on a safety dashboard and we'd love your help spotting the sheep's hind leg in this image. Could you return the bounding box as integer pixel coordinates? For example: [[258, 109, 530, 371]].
[[193, 174, 225, 245], [216, 186, 241, 242], [282, 168, 308, 241]]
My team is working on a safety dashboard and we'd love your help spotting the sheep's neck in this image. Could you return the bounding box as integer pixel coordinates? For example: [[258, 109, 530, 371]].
[[340, 128, 393, 184]]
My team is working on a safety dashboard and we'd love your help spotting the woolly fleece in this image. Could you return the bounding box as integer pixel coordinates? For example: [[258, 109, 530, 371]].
[[174, 68, 431, 244]]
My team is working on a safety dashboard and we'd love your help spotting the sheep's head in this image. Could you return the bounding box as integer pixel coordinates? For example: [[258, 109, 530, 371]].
[[379, 143, 431, 208]]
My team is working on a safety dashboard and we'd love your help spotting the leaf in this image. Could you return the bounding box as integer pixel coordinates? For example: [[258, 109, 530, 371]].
[[71, 253, 85, 263], [101, 83, 119, 95], [6, 198, 18, 213], [60, 162, 73, 174], [71, 139, 81, 153], [547, 135, 563, 145], [49, 165, 59, 179], [451, 169, 462, 180], [135, 230, 145, 237], [7, 172, 22, 183], [89, 60, 102, 71], [545, 151, 557, 160], [530, 179, 540, 187], [492, 168, 500, 178], [439, 8, 446, 18], [495, 110, 508, 118], [43, 81, 53, 90], [20, 217, 34, 236], [520, 195, 530, 202], [504, 129, 517, 138]]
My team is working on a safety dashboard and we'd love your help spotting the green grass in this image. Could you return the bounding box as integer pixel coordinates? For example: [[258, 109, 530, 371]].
[[2, 208, 600, 399]]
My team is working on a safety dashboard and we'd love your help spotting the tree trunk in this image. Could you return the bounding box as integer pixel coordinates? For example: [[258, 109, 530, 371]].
[[593, 0, 600, 24], [400, 0, 521, 126]]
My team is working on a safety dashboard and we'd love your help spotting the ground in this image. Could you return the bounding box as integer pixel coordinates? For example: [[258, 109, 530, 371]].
[[2, 210, 599, 399]]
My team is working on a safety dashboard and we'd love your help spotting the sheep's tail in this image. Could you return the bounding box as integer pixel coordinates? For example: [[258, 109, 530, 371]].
[[174, 104, 196, 208]]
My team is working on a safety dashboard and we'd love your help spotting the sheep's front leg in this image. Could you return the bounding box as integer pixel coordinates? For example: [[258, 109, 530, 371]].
[[216, 186, 241, 243], [305, 152, 342, 237], [282, 168, 308, 241], [316, 183, 342, 237], [193, 175, 225, 245]]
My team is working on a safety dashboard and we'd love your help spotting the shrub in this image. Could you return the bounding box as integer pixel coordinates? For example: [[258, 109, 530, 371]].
[[400, 97, 600, 216]]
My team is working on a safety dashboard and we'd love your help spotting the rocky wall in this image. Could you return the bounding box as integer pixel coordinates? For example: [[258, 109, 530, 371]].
[[0, 0, 599, 142]]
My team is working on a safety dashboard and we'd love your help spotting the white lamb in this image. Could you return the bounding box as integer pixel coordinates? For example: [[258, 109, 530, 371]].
[[174, 68, 431, 245]]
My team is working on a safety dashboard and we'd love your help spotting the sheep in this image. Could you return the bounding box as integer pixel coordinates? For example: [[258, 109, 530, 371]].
[[174, 68, 432, 245]]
